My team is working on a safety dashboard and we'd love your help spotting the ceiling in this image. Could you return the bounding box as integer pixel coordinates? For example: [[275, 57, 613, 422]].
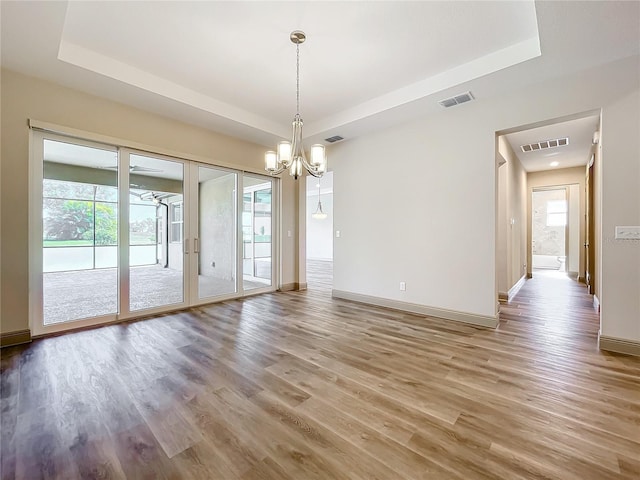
[[503, 114, 600, 172], [2, 1, 639, 148]]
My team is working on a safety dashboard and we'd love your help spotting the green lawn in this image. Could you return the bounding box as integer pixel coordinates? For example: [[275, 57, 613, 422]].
[[43, 238, 155, 247], [43, 239, 93, 247]]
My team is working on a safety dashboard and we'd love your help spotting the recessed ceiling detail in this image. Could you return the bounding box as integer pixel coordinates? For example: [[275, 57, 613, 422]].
[[438, 91, 475, 108], [520, 137, 569, 152], [3, 2, 638, 147], [52, 1, 540, 142]]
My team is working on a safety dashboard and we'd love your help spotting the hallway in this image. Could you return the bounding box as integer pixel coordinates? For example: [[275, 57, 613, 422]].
[[499, 271, 601, 352]]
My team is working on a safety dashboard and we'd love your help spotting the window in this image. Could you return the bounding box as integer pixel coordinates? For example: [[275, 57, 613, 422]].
[[547, 200, 567, 226], [170, 201, 183, 243]]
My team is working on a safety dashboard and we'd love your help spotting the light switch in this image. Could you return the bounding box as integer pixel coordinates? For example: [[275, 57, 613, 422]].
[[615, 226, 640, 240], [287, 230, 292, 238]]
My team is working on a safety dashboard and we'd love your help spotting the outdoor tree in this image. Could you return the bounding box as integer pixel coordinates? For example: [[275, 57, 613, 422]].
[[44, 200, 93, 241], [95, 203, 117, 245]]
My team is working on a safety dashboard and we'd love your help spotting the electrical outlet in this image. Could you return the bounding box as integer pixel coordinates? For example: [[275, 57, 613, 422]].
[[336, 230, 341, 238], [399, 282, 406, 291]]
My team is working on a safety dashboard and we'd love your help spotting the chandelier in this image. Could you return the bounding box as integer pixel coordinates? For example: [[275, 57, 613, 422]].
[[265, 31, 327, 180], [311, 180, 327, 220]]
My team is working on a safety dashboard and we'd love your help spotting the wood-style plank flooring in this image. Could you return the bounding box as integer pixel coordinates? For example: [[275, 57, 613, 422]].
[[1, 264, 639, 479]]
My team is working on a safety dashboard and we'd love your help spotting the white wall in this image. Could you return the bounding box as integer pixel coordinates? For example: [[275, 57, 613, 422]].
[[331, 54, 639, 342], [333, 111, 496, 318]]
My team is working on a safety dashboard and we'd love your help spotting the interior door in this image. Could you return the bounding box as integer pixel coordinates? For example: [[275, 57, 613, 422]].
[[586, 157, 595, 292]]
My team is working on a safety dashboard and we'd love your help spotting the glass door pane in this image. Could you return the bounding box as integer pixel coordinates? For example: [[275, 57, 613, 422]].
[[242, 175, 273, 291], [42, 139, 119, 325], [194, 166, 237, 301], [129, 154, 185, 311]]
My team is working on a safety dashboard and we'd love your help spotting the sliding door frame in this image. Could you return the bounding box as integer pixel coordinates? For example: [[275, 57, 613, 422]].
[[29, 126, 280, 337], [118, 147, 192, 320], [30, 130, 121, 336]]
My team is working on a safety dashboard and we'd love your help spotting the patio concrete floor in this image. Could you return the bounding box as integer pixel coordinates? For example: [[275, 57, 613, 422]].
[[43, 265, 268, 325]]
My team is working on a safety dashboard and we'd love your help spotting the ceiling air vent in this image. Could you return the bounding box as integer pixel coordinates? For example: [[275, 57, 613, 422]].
[[325, 135, 344, 143], [438, 91, 474, 108], [520, 137, 569, 153]]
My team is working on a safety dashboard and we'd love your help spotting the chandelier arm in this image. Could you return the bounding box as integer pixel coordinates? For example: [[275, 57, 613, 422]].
[[300, 156, 322, 175], [304, 166, 324, 178], [267, 165, 288, 176]]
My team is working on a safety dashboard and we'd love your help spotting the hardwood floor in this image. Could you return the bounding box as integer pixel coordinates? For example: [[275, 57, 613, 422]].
[[1, 269, 639, 479]]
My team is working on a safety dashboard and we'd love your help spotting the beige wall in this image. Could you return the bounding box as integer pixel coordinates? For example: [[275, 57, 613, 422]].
[[497, 160, 508, 295], [0, 68, 299, 335], [331, 54, 639, 342], [527, 166, 586, 279], [599, 86, 639, 342], [497, 136, 527, 297]]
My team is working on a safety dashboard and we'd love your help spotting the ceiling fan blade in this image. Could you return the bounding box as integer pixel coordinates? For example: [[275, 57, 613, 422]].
[[96, 165, 163, 173], [130, 165, 163, 173]]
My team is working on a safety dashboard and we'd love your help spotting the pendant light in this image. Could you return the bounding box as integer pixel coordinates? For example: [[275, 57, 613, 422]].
[[311, 181, 327, 220], [265, 31, 327, 180]]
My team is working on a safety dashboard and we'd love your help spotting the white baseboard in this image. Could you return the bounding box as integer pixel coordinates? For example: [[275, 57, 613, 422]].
[[508, 275, 527, 299], [331, 290, 498, 328], [599, 334, 640, 356], [593, 294, 600, 311], [498, 275, 527, 303]]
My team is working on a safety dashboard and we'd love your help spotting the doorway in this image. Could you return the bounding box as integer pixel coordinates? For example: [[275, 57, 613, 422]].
[[531, 188, 568, 273], [495, 110, 601, 310], [31, 130, 278, 335], [305, 171, 333, 291]]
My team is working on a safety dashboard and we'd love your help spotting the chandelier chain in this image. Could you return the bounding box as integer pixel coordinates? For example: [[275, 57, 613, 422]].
[[296, 42, 300, 115]]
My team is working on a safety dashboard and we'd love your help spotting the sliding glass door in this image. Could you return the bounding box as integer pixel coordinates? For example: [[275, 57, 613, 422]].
[[127, 153, 186, 313], [190, 165, 238, 303], [242, 175, 274, 292], [39, 138, 120, 327], [32, 130, 277, 335]]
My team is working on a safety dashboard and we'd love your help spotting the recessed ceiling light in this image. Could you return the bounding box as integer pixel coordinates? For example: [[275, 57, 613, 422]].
[[550, 161, 559, 167]]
